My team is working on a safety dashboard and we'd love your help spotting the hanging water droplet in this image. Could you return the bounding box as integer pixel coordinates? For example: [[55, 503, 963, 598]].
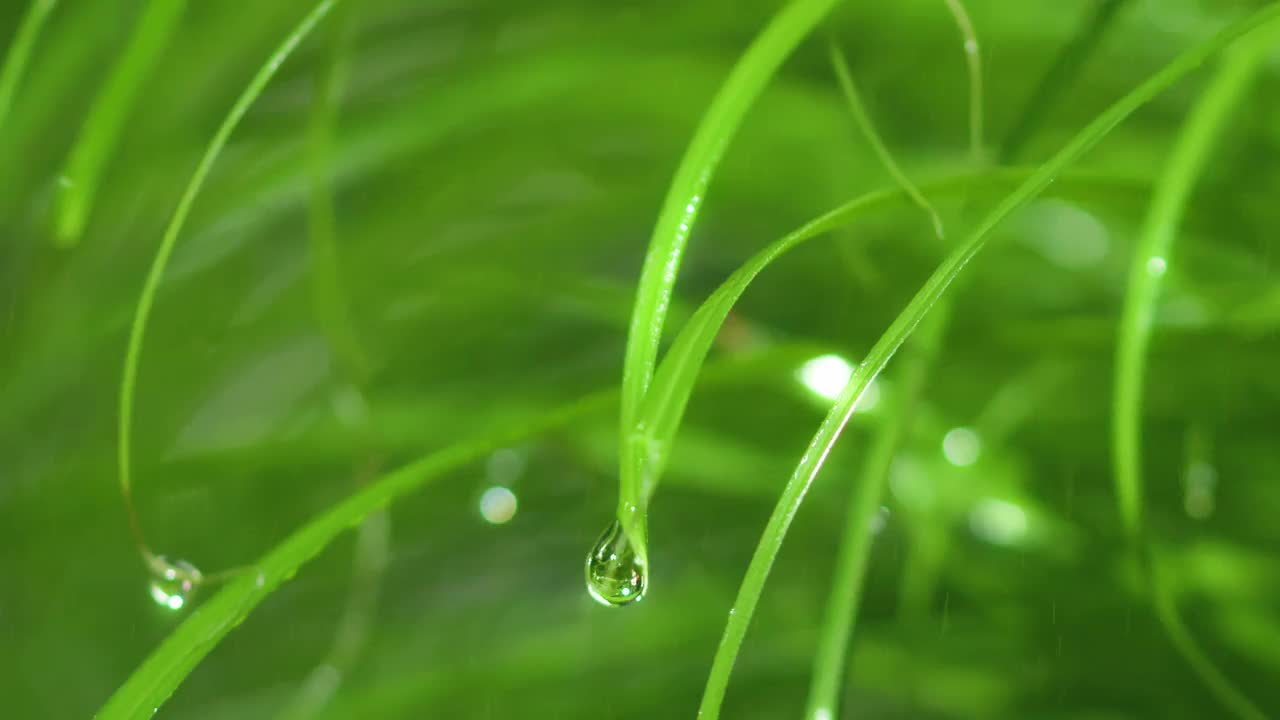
[[584, 520, 646, 607], [147, 556, 203, 611]]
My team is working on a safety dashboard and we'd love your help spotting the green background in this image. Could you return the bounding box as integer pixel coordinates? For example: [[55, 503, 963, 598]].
[[2, 0, 1279, 717]]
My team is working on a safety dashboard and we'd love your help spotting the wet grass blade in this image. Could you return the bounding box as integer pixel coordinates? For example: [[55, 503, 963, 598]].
[[616, 0, 842, 555], [117, 0, 338, 558], [695, 6, 1280, 717], [0, 0, 59, 137], [1111, 25, 1274, 720], [52, 0, 187, 248], [95, 390, 615, 720]]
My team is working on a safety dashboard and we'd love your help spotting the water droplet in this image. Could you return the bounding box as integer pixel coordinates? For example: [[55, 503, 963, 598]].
[[147, 556, 202, 611], [584, 520, 646, 607]]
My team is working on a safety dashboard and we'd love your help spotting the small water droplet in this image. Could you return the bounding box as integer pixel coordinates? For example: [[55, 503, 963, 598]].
[[147, 556, 202, 611], [584, 520, 646, 607]]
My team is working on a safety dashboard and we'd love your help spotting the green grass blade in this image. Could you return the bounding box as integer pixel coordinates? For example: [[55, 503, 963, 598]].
[[804, 300, 950, 720], [117, 0, 338, 556], [695, 7, 1280, 716], [52, 0, 187, 248], [616, 0, 842, 552], [95, 390, 614, 720], [827, 43, 944, 239], [0, 0, 59, 137], [1111, 27, 1273, 720], [1111, 23, 1269, 540]]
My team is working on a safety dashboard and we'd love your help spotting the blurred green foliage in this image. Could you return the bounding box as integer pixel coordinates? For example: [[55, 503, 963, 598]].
[[2, 0, 1279, 718]]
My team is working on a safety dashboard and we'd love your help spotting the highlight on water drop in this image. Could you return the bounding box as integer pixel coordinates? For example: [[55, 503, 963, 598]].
[[584, 520, 646, 607], [147, 555, 203, 611]]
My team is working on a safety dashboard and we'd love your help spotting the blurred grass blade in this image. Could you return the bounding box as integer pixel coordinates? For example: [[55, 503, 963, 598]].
[[805, 301, 949, 720], [1111, 22, 1270, 540], [827, 42, 944, 239], [306, 1, 369, 382], [95, 390, 614, 720], [0, 0, 58, 137], [116, 0, 338, 557], [1111, 26, 1273, 720], [696, 7, 1280, 717], [52, 0, 187, 248], [1000, 0, 1132, 161], [616, 0, 841, 551]]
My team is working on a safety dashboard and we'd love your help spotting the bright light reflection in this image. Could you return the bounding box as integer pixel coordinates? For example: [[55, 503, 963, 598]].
[[479, 486, 518, 524], [797, 354, 853, 401], [942, 427, 981, 466], [1147, 256, 1168, 277], [969, 498, 1028, 546], [814, 709, 833, 720]]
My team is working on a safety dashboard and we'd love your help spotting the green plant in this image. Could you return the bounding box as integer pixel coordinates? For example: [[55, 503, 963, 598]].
[[4, 1, 1279, 718]]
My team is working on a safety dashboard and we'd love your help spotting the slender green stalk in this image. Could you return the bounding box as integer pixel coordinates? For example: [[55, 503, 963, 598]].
[[1111, 26, 1273, 720], [116, 0, 339, 562], [52, 0, 187, 248], [0, 0, 58, 137], [696, 7, 1280, 716], [827, 43, 944, 240], [616, 0, 842, 561], [1000, 0, 1132, 162], [1111, 27, 1270, 541], [805, 302, 950, 720], [941, 0, 983, 161]]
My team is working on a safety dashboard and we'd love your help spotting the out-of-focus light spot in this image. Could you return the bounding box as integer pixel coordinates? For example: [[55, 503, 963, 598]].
[[1023, 200, 1109, 269], [969, 498, 1028, 546], [797, 354, 854, 401], [859, 379, 882, 412], [1147, 256, 1168, 277], [889, 457, 933, 510], [480, 486, 518, 524], [486, 448, 526, 485], [868, 505, 890, 535], [1184, 461, 1217, 520], [942, 427, 981, 466], [814, 708, 833, 720], [331, 384, 370, 428]]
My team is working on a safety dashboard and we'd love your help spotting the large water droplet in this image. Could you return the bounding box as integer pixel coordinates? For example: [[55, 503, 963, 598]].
[[148, 556, 203, 611], [584, 520, 646, 607]]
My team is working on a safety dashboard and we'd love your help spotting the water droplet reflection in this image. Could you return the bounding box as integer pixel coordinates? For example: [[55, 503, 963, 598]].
[[585, 520, 646, 607], [479, 486, 518, 525], [147, 556, 203, 611]]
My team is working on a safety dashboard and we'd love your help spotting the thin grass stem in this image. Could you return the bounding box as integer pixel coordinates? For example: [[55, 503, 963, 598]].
[[941, 0, 983, 161], [117, 0, 339, 568], [827, 42, 945, 239], [1111, 24, 1274, 720]]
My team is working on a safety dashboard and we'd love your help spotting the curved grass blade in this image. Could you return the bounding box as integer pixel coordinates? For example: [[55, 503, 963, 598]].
[[117, 0, 339, 561], [696, 7, 1280, 716], [52, 0, 187, 248], [95, 390, 614, 720], [804, 300, 949, 720], [0, 0, 59, 137], [827, 43, 944, 239], [1111, 27, 1273, 720], [616, 0, 842, 560]]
